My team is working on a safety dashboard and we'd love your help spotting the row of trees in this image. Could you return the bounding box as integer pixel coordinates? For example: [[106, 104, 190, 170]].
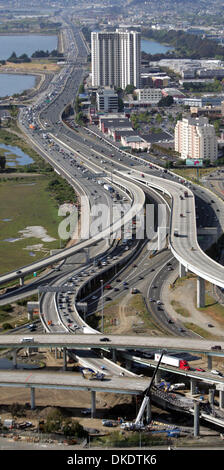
[[7, 49, 62, 63], [142, 28, 224, 60]]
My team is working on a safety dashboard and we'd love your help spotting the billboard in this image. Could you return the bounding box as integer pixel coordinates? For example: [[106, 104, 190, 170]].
[[186, 158, 203, 167]]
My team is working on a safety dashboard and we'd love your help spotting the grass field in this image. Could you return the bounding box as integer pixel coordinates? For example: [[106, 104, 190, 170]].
[[0, 175, 61, 274], [0, 61, 60, 73], [172, 167, 219, 180]]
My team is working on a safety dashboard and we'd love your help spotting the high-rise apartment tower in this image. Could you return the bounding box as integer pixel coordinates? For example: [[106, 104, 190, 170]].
[[175, 117, 218, 162], [91, 28, 141, 90]]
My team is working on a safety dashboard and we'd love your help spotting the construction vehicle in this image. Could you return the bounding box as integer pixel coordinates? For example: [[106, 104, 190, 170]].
[[154, 353, 190, 370], [134, 350, 166, 427], [82, 369, 105, 381]]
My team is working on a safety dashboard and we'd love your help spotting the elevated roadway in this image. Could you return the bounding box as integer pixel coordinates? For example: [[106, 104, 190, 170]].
[[0, 369, 148, 395], [1, 334, 224, 356], [120, 170, 224, 289]]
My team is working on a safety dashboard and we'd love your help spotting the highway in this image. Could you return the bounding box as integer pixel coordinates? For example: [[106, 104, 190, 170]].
[[0, 369, 149, 395], [1, 334, 224, 355], [120, 169, 224, 288]]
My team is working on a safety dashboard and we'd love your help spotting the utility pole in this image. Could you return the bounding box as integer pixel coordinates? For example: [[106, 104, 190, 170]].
[[100, 279, 104, 333]]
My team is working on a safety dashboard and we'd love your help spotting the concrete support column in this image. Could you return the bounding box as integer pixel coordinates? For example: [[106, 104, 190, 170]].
[[30, 388, 35, 410], [146, 398, 151, 424], [125, 359, 132, 371], [197, 276, 205, 308], [12, 349, 17, 369], [112, 349, 116, 362], [179, 263, 185, 278], [193, 401, 200, 437], [63, 347, 67, 371], [91, 391, 96, 418], [19, 276, 24, 287], [158, 227, 167, 251], [27, 311, 33, 321], [207, 356, 212, 370], [190, 378, 197, 395], [55, 347, 58, 360], [106, 238, 111, 248], [84, 248, 90, 263], [219, 390, 224, 410], [154, 370, 162, 385], [209, 389, 215, 414]]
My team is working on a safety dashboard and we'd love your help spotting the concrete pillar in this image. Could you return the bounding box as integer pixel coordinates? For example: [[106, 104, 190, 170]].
[[19, 276, 24, 287], [12, 349, 17, 369], [197, 276, 205, 308], [219, 390, 224, 409], [55, 347, 58, 360], [193, 401, 200, 437], [154, 370, 162, 385], [84, 248, 90, 263], [63, 347, 67, 371], [207, 355, 212, 370], [112, 349, 116, 362], [158, 227, 167, 251], [27, 311, 33, 321], [179, 263, 185, 278], [190, 378, 197, 395], [125, 359, 132, 371], [209, 389, 215, 414], [30, 388, 35, 410], [146, 398, 151, 424], [91, 391, 96, 418]]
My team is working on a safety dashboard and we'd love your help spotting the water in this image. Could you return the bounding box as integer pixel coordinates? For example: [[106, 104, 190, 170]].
[[141, 38, 173, 54], [0, 34, 57, 60], [0, 73, 36, 97], [0, 143, 34, 166]]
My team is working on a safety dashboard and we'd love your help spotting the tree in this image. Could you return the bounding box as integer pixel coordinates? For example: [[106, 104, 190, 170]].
[[125, 84, 135, 94], [44, 408, 63, 433], [158, 95, 174, 107]]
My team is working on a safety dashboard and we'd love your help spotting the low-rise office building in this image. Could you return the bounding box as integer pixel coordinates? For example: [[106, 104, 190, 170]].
[[96, 87, 119, 113]]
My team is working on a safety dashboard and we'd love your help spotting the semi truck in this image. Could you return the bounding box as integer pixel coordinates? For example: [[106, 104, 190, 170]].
[[154, 353, 190, 370]]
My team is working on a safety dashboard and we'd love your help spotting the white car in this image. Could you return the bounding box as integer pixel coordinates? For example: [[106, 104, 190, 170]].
[[211, 369, 222, 376]]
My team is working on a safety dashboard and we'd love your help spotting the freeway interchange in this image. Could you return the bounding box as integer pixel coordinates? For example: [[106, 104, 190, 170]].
[[1, 19, 224, 421]]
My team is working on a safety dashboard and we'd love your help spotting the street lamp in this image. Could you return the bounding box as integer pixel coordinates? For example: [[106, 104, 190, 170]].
[[100, 279, 104, 333]]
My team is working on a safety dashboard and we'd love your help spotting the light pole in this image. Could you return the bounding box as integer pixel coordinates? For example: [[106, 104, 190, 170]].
[[100, 279, 104, 333]]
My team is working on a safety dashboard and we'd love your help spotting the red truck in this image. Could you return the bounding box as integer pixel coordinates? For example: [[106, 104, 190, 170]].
[[154, 353, 190, 370]]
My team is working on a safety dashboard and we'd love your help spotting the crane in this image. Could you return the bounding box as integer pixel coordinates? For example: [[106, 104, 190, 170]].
[[135, 349, 166, 425]]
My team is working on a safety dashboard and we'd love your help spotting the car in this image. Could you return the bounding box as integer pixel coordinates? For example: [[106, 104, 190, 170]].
[[91, 295, 98, 300], [195, 368, 205, 372], [211, 369, 222, 376], [105, 296, 112, 301], [180, 213, 183, 217], [100, 337, 110, 342], [208, 323, 214, 328], [211, 345, 221, 350], [168, 319, 174, 324], [105, 285, 112, 289], [81, 408, 91, 415]]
